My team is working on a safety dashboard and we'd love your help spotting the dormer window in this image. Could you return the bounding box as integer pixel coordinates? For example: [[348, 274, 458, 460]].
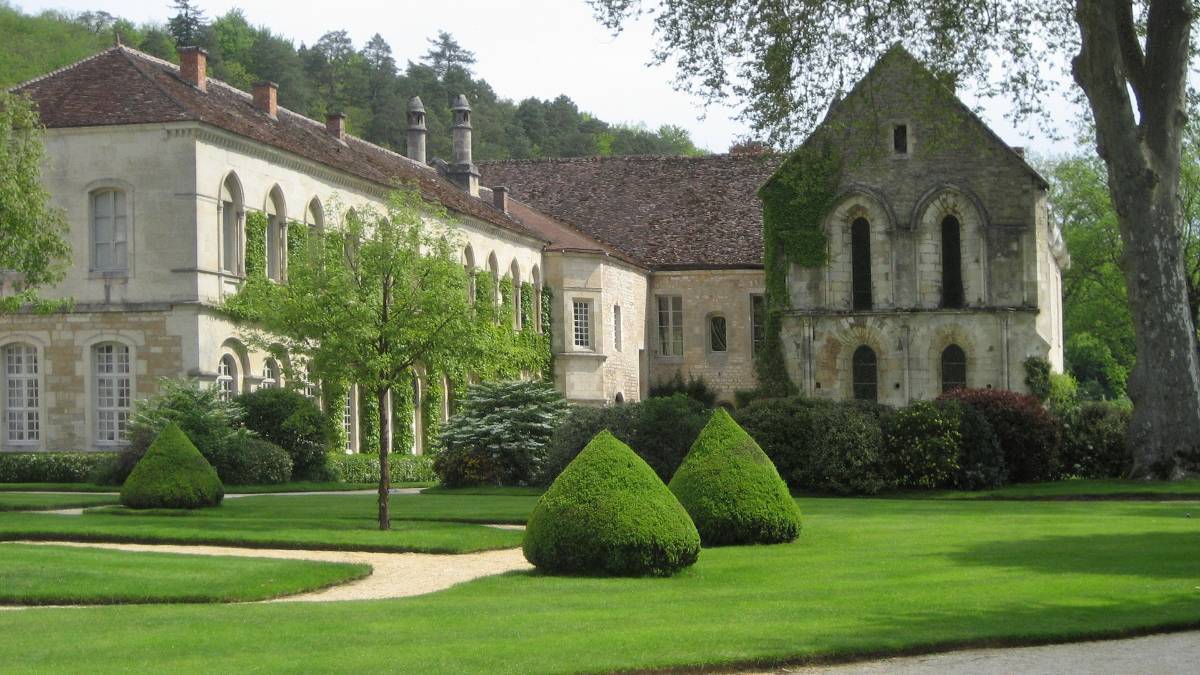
[[893, 124, 909, 154]]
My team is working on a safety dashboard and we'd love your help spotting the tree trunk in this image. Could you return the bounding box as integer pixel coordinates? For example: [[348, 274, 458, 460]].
[[1073, 0, 1200, 478], [377, 386, 391, 530]]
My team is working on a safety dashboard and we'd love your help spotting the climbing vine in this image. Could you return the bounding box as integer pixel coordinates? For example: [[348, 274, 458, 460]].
[[755, 141, 842, 397], [244, 211, 268, 279], [286, 219, 307, 272]]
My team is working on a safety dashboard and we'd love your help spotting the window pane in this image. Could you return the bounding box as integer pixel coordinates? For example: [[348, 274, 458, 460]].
[[852, 346, 878, 402], [573, 301, 591, 348], [94, 343, 131, 443], [710, 316, 727, 352], [751, 295, 765, 354]]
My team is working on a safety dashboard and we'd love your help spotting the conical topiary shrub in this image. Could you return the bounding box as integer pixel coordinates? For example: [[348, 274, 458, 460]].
[[120, 422, 224, 509], [523, 430, 700, 577], [668, 408, 802, 546]]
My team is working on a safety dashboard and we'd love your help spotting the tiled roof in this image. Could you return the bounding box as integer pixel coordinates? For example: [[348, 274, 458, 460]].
[[12, 47, 540, 240], [479, 154, 782, 269]]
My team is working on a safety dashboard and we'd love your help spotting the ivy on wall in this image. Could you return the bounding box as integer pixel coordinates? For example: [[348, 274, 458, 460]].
[[755, 142, 842, 397], [286, 220, 307, 272], [244, 211, 268, 279]]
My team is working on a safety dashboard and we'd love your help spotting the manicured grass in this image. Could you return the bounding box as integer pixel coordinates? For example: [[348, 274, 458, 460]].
[[421, 485, 545, 497], [0, 483, 115, 493], [0, 494, 523, 553], [1, 498, 1197, 672], [0, 493, 118, 511], [224, 482, 434, 493], [0, 543, 369, 605], [929, 478, 1200, 500]]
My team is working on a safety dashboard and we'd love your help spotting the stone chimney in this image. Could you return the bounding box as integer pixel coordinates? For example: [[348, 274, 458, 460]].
[[326, 112, 347, 141], [179, 46, 207, 91], [406, 96, 427, 164], [492, 186, 509, 214], [448, 94, 480, 196], [253, 81, 278, 120]]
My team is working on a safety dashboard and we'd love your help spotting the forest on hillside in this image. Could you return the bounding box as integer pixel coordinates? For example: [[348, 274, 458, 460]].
[[0, 1, 707, 160]]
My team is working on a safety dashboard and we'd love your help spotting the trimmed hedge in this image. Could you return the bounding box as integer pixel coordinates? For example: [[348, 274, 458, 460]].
[[322, 452, 437, 484], [0, 452, 118, 483], [523, 430, 700, 577], [669, 409, 801, 546], [882, 401, 960, 489], [215, 436, 293, 485], [937, 388, 1060, 483], [236, 388, 336, 480], [1058, 402, 1131, 478], [120, 423, 224, 509]]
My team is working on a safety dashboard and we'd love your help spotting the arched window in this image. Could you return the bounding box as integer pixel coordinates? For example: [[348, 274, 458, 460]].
[[851, 218, 873, 310], [343, 208, 361, 263], [262, 358, 279, 389], [3, 343, 40, 446], [941, 216, 965, 308], [463, 245, 476, 304], [266, 187, 286, 281], [614, 392, 625, 405], [852, 345, 878, 402], [216, 354, 239, 402], [91, 189, 128, 272], [709, 314, 728, 352], [510, 260, 522, 329], [94, 342, 132, 444], [305, 198, 324, 234], [303, 363, 319, 400], [941, 344, 967, 392], [487, 253, 500, 307], [531, 265, 542, 333], [220, 174, 244, 275]]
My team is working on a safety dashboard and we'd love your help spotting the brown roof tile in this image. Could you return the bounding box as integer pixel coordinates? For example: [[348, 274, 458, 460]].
[[13, 47, 541, 241], [479, 154, 782, 269]]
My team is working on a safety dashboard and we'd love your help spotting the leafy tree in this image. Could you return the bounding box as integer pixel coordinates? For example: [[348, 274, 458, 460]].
[[0, 91, 70, 313], [422, 30, 476, 77], [589, 0, 1200, 477], [227, 188, 483, 530], [166, 0, 206, 47]]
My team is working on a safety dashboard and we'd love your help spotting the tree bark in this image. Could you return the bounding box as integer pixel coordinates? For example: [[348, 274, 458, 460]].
[[1074, 0, 1200, 478], [377, 385, 391, 530]]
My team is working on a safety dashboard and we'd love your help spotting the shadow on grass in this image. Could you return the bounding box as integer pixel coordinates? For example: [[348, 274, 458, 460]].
[[949, 531, 1200, 579]]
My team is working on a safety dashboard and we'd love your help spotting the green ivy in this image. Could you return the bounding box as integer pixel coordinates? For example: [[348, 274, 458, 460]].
[[755, 142, 842, 397], [245, 211, 268, 279], [520, 281, 534, 329], [541, 285, 554, 381], [286, 219, 307, 272]]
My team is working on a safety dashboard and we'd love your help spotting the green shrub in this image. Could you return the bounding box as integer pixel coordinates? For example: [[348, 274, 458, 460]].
[[542, 394, 709, 484], [1023, 357, 1052, 401], [937, 400, 1007, 490], [0, 452, 119, 483], [882, 401, 961, 489], [523, 430, 700, 577], [120, 423, 223, 509], [214, 436, 292, 485], [937, 388, 1060, 483], [732, 397, 818, 486], [649, 371, 718, 407], [111, 379, 244, 484], [236, 388, 335, 479], [1066, 332, 1128, 400], [1058, 402, 1131, 478], [435, 381, 570, 487], [1047, 372, 1079, 412], [322, 452, 436, 483], [668, 409, 801, 546]]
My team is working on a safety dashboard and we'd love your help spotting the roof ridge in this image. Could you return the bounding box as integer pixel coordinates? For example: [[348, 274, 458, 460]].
[[114, 46, 194, 119], [478, 152, 780, 166], [8, 46, 120, 92]]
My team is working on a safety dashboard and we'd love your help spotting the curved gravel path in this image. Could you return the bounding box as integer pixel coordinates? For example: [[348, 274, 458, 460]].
[[5, 540, 531, 604]]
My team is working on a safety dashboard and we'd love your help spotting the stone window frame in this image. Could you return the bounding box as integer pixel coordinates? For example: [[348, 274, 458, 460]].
[[656, 294, 684, 358], [463, 245, 477, 305], [928, 327, 979, 394], [824, 189, 897, 311], [707, 313, 729, 354], [851, 345, 879, 402], [261, 357, 280, 390], [264, 185, 288, 283], [889, 118, 915, 158], [572, 298, 593, 350], [613, 304, 622, 352], [0, 336, 46, 450], [216, 354, 239, 402], [750, 293, 766, 355], [219, 172, 246, 277], [87, 336, 137, 448], [510, 259, 523, 330], [86, 179, 135, 278], [911, 185, 990, 309], [940, 343, 968, 393]]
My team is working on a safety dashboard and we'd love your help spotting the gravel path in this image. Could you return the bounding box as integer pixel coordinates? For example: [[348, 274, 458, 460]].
[[6, 540, 531, 603]]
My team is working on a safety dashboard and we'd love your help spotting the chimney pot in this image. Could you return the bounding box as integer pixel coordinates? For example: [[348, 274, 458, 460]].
[[178, 46, 208, 91], [406, 96, 427, 164], [492, 186, 509, 214], [448, 94, 479, 196], [326, 112, 347, 141], [253, 81, 278, 120]]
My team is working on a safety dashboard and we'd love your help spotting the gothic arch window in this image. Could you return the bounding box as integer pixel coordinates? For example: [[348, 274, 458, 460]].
[[220, 174, 244, 275], [217, 354, 239, 402], [941, 216, 965, 308], [941, 344, 967, 392], [510, 260, 522, 329], [851, 218, 873, 310], [305, 197, 324, 234], [531, 265, 542, 333], [90, 188, 129, 273], [464, 245, 476, 304], [266, 186, 286, 281], [487, 252, 500, 307], [3, 342, 40, 446], [852, 345, 878, 402]]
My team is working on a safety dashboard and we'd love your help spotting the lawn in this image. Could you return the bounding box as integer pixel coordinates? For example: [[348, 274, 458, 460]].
[[0, 543, 369, 605], [0, 497, 1196, 672], [0, 492, 118, 511], [931, 478, 1200, 500], [0, 494, 524, 553]]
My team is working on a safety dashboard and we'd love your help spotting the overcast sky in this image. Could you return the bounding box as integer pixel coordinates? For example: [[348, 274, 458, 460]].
[[16, 0, 1081, 156]]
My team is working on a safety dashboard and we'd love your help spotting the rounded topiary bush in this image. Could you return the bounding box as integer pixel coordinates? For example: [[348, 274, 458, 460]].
[[523, 430, 700, 577], [668, 409, 802, 546], [212, 434, 293, 485], [120, 422, 223, 509], [236, 388, 335, 480]]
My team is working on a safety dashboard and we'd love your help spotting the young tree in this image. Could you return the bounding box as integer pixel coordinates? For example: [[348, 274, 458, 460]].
[[228, 188, 481, 529], [0, 91, 70, 313], [166, 0, 207, 47], [589, 0, 1200, 477], [422, 30, 476, 78]]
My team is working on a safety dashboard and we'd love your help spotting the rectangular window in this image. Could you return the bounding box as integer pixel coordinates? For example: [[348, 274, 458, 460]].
[[95, 343, 131, 444], [573, 300, 592, 348], [710, 316, 728, 352], [657, 295, 683, 357], [893, 124, 908, 154], [92, 190, 128, 272], [751, 295, 766, 354], [343, 388, 354, 453], [613, 305, 622, 351], [4, 344, 39, 444]]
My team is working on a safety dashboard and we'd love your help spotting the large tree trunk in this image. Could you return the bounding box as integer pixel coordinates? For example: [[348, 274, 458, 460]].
[[1074, 0, 1200, 478], [377, 386, 391, 530]]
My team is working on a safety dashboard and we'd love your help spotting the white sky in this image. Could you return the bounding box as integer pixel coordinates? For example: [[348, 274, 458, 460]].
[[16, 0, 1080, 156]]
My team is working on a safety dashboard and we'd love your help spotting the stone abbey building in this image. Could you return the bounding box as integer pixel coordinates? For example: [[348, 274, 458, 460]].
[[1, 45, 1065, 453]]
